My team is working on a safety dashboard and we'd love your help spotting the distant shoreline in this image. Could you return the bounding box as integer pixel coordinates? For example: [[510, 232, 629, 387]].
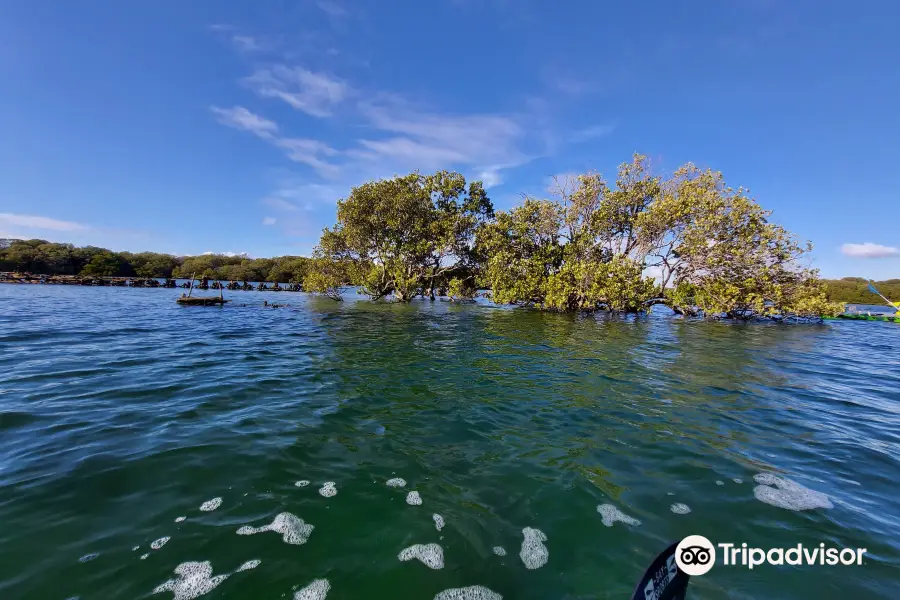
[[0, 272, 303, 292]]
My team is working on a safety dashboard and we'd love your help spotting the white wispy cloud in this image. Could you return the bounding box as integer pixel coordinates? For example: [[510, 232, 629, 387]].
[[202, 251, 249, 258], [571, 123, 617, 142], [0, 213, 88, 232], [351, 95, 533, 182], [231, 35, 264, 52], [841, 242, 899, 259], [478, 168, 505, 189], [211, 106, 279, 138], [316, 0, 348, 18], [212, 106, 339, 177], [244, 66, 348, 118], [262, 216, 277, 225], [274, 137, 340, 177]]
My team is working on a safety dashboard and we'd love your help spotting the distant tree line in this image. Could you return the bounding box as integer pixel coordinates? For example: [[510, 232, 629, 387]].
[[821, 278, 900, 305], [304, 153, 844, 319], [0, 239, 311, 283]]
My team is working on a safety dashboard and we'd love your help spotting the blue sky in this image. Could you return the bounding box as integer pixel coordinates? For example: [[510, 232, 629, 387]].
[[1, 0, 898, 278]]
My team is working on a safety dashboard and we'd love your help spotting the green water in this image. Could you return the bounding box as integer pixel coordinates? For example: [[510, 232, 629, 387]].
[[1, 285, 899, 599]]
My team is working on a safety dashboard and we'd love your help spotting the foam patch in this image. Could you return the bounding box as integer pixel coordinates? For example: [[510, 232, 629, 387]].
[[133, 546, 140, 551], [318, 482, 337, 498], [237, 512, 314, 545], [433, 514, 445, 531], [175, 517, 186, 523], [519, 527, 548, 570], [295, 480, 310, 487], [752, 473, 833, 511], [151, 537, 170, 550], [141, 554, 149, 560], [733, 478, 743, 484], [398, 543, 444, 569], [716, 480, 724, 486], [293, 579, 330, 600], [199, 498, 222, 512], [492, 546, 506, 557], [670, 503, 691, 515], [79, 553, 99, 563], [596, 504, 641, 527], [406, 491, 422, 506], [152, 561, 229, 600], [433, 585, 502, 600], [237, 560, 260, 572], [387, 478, 406, 488]]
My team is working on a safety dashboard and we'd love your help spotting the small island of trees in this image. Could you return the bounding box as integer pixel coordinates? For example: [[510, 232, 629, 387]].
[[303, 153, 843, 320]]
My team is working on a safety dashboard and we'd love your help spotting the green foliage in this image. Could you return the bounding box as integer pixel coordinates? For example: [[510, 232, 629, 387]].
[[821, 278, 900, 305], [448, 277, 476, 300], [303, 256, 346, 301], [124, 252, 180, 278], [0, 239, 308, 284], [478, 198, 563, 306], [475, 153, 841, 318], [308, 170, 493, 301], [665, 181, 843, 319], [267, 256, 310, 284], [545, 256, 657, 312], [80, 251, 132, 277]]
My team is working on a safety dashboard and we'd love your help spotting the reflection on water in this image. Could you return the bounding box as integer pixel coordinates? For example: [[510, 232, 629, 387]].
[[0, 285, 899, 599]]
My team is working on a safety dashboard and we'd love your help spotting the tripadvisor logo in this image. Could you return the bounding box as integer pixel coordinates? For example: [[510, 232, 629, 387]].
[[675, 535, 716, 576], [676, 535, 867, 575]]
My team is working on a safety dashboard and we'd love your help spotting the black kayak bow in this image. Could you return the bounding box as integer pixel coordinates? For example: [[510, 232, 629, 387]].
[[632, 541, 690, 600]]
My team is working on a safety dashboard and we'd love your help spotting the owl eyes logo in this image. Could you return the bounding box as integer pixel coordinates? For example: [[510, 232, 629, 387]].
[[679, 545, 712, 566], [675, 535, 716, 576]]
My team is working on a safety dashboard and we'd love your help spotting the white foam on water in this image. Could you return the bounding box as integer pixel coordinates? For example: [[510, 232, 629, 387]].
[[398, 543, 444, 569], [667, 492, 675, 496], [151, 537, 171, 550], [318, 482, 337, 498], [152, 561, 229, 600], [596, 504, 641, 527], [141, 554, 150, 560], [733, 478, 743, 484], [175, 516, 186, 523], [293, 578, 330, 600], [434, 585, 502, 600], [670, 503, 691, 515], [432, 513, 445, 531], [237, 560, 260, 572], [519, 527, 548, 570], [295, 480, 310, 487], [406, 491, 422, 506], [199, 497, 222, 512], [236, 512, 314, 545], [716, 480, 724, 486], [492, 546, 506, 557], [386, 478, 406, 488], [79, 553, 99, 563], [133, 546, 140, 551], [752, 473, 833, 511]]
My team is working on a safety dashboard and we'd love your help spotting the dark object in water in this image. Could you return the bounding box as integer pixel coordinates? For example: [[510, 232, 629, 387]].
[[176, 295, 229, 306], [176, 272, 228, 306], [632, 541, 690, 600]]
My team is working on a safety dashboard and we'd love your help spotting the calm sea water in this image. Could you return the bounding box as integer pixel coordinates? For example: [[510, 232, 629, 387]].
[[1, 285, 899, 600]]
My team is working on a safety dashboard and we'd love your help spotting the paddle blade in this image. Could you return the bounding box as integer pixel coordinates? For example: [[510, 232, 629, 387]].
[[632, 541, 690, 600], [868, 283, 880, 296]]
